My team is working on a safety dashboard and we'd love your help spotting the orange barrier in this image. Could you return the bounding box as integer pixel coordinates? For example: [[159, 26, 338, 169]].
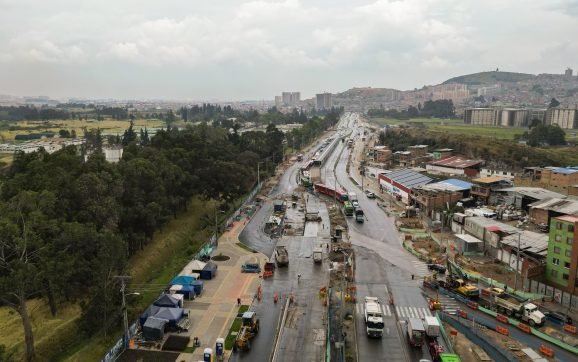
[[496, 314, 509, 324], [458, 310, 467, 319], [263, 270, 273, 278], [518, 323, 531, 334], [466, 301, 479, 310], [564, 324, 577, 334], [496, 326, 509, 336], [481, 289, 490, 296], [539, 344, 554, 358]]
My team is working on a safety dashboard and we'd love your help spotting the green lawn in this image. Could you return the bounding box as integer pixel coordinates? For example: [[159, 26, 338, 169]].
[[224, 317, 243, 350]]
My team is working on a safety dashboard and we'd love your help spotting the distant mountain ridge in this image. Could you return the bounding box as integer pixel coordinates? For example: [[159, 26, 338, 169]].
[[442, 71, 536, 86]]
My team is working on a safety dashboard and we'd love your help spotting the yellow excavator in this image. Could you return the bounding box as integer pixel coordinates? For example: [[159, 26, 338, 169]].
[[234, 312, 260, 351]]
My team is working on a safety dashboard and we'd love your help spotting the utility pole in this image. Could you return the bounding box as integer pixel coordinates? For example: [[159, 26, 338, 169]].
[[514, 232, 521, 290], [257, 161, 264, 187], [114, 276, 132, 348]]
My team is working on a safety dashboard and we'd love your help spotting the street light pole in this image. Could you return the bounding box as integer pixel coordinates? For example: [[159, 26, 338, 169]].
[[114, 276, 132, 348]]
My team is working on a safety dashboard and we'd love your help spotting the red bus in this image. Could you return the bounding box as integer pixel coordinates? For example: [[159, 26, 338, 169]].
[[314, 183, 348, 202]]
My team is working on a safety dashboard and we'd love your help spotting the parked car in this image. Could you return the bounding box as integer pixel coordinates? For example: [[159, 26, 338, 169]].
[[427, 264, 446, 273], [365, 191, 376, 199], [544, 311, 573, 326], [483, 287, 505, 297], [352, 201, 360, 208]]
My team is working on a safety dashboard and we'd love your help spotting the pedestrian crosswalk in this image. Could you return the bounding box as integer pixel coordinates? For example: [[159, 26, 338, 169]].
[[355, 303, 432, 319], [356, 302, 393, 317], [411, 260, 431, 277]]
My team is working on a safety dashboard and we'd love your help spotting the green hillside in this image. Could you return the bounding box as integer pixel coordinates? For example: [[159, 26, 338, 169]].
[[443, 71, 535, 86]]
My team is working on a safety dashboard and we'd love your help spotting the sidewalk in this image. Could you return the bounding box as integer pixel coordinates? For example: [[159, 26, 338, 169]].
[[177, 217, 268, 361]]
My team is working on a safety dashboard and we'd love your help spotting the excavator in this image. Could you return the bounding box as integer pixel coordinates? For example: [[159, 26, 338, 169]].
[[233, 312, 260, 351], [436, 259, 479, 298]]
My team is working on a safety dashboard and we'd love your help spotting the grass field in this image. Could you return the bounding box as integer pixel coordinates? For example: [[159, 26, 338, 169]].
[[0, 119, 165, 142], [369, 117, 576, 140]]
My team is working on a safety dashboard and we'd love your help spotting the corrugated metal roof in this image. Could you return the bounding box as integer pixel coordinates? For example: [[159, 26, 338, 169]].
[[496, 187, 566, 200], [544, 167, 578, 175], [420, 178, 472, 192], [472, 176, 512, 184], [383, 168, 433, 189], [455, 234, 483, 244], [428, 156, 483, 169], [529, 198, 578, 215], [501, 231, 548, 255]]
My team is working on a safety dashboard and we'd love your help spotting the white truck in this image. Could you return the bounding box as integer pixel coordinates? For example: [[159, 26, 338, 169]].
[[423, 316, 440, 337], [364, 297, 384, 337], [313, 247, 323, 263], [493, 293, 545, 326]]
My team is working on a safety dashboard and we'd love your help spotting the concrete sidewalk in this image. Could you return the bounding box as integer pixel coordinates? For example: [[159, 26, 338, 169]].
[[177, 218, 268, 361]]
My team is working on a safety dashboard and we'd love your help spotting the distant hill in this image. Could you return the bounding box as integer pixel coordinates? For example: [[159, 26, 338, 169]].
[[443, 71, 535, 86]]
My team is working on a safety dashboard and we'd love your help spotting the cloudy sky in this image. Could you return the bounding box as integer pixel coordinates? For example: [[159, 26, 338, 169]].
[[1, 0, 577, 100]]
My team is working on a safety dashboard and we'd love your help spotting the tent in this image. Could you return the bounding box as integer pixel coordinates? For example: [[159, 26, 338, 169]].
[[180, 259, 206, 276], [154, 294, 182, 308], [190, 280, 204, 295], [190, 260, 207, 273], [142, 317, 168, 341], [169, 284, 196, 300], [170, 275, 195, 285], [140, 306, 184, 327], [200, 262, 218, 280]]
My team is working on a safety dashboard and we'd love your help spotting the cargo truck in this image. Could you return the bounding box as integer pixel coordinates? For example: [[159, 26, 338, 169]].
[[364, 297, 384, 337], [407, 318, 425, 347], [493, 293, 545, 326], [423, 316, 441, 337], [274, 246, 289, 267]]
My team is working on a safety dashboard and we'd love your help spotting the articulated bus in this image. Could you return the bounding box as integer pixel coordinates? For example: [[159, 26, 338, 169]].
[[314, 183, 348, 202], [343, 201, 354, 216]]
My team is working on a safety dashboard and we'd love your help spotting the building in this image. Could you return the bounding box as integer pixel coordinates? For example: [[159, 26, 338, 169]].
[[432, 148, 453, 160], [492, 187, 567, 211], [275, 96, 282, 107], [411, 179, 472, 216], [500, 231, 548, 279], [565, 68, 574, 77], [373, 146, 392, 163], [545, 108, 578, 129], [378, 169, 433, 204], [479, 168, 516, 180], [515, 167, 578, 195], [529, 198, 578, 226], [316, 93, 333, 109], [281, 92, 300, 107], [470, 176, 513, 205], [463, 107, 549, 128], [464, 108, 499, 126], [426, 156, 483, 178], [462, 216, 518, 253], [546, 215, 578, 292]]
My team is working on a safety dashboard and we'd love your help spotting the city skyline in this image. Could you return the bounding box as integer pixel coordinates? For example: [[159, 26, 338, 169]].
[[1, 0, 578, 100]]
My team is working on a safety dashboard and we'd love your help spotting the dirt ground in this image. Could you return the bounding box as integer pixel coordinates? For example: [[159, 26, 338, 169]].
[[411, 237, 442, 261], [460, 258, 519, 289]]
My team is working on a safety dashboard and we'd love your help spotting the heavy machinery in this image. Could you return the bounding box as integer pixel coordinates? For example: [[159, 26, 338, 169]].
[[274, 246, 289, 267], [493, 292, 545, 327], [443, 260, 479, 298], [234, 312, 260, 351]]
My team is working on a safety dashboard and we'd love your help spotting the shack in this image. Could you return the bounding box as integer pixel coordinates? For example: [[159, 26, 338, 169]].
[[200, 262, 218, 280]]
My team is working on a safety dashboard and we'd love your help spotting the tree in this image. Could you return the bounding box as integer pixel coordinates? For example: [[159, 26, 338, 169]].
[[529, 118, 542, 129], [122, 121, 137, 146], [549, 98, 560, 108]]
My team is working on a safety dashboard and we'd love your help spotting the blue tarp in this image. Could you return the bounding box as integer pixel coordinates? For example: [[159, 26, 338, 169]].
[[153, 294, 181, 308], [200, 262, 217, 280], [142, 317, 167, 341], [190, 280, 204, 295], [170, 284, 196, 299], [170, 275, 195, 285]]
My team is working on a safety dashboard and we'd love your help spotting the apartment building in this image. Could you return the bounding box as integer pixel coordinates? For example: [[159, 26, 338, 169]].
[[546, 215, 578, 292]]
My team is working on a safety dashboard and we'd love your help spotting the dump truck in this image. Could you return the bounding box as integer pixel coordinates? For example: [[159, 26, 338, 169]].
[[273, 246, 289, 267], [493, 293, 545, 327], [407, 318, 425, 347], [313, 247, 323, 263], [364, 297, 384, 337], [234, 312, 260, 351]]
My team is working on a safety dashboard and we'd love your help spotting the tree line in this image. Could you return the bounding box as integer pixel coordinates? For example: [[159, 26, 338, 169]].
[[0, 109, 341, 361], [367, 99, 456, 119]]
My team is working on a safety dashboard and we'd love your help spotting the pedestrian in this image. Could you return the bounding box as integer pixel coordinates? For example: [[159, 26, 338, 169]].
[[322, 224, 324, 229], [237, 297, 241, 306], [411, 274, 415, 280]]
